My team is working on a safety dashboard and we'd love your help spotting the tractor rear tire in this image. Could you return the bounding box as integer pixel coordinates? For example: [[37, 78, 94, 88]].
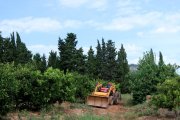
[[109, 96, 114, 105], [113, 91, 120, 104]]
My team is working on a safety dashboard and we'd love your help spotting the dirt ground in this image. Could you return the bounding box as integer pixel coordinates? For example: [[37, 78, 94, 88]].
[[64, 104, 127, 116], [62, 101, 177, 120], [6, 101, 178, 120]]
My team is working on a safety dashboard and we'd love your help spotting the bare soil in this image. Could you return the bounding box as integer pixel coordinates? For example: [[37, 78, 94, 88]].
[[6, 101, 177, 120]]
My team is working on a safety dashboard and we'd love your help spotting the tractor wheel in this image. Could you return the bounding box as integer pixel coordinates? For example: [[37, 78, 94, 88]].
[[113, 91, 120, 104], [109, 96, 114, 105], [113, 97, 119, 104]]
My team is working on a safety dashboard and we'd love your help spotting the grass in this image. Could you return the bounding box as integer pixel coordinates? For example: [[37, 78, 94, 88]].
[[117, 94, 158, 120], [70, 103, 91, 109], [121, 94, 133, 106], [133, 102, 158, 116]]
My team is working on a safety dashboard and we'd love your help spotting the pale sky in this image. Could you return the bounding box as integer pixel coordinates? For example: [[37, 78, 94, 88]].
[[0, 0, 180, 65]]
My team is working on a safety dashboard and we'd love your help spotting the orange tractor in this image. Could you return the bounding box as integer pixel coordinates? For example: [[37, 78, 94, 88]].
[[86, 82, 120, 108]]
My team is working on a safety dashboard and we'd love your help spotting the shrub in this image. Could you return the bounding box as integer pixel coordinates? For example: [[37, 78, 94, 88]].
[[73, 73, 96, 102], [0, 63, 96, 114], [43, 67, 64, 103], [14, 64, 42, 110], [0, 63, 19, 115], [151, 77, 180, 110], [60, 72, 77, 102]]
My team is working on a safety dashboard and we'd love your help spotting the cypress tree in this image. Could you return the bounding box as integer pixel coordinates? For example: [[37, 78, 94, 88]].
[[15, 32, 32, 64], [0, 32, 3, 62], [0, 32, 15, 63], [117, 44, 129, 92], [86, 46, 96, 78], [41, 54, 47, 72], [10, 32, 16, 62], [157, 52, 176, 82], [158, 52, 164, 67], [95, 40, 102, 78], [75, 47, 86, 74], [105, 40, 117, 80], [33, 53, 42, 71], [101, 38, 107, 79], [2, 38, 14, 62], [58, 37, 66, 72], [157, 51, 165, 81]]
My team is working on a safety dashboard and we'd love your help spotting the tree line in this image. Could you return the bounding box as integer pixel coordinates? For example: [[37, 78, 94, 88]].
[[0, 32, 129, 83]]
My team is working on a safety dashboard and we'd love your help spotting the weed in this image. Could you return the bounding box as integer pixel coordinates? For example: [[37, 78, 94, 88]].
[[123, 111, 138, 120], [121, 94, 133, 106], [133, 102, 158, 117]]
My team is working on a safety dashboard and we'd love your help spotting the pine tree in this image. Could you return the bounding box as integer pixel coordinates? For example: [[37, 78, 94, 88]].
[[58, 33, 78, 73], [117, 44, 129, 92], [86, 46, 96, 78], [48, 50, 59, 69]]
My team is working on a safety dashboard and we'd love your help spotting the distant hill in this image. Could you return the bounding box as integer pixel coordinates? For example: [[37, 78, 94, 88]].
[[129, 64, 138, 71]]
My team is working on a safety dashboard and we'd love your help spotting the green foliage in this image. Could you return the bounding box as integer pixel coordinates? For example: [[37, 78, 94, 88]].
[[105, 40, 117, 80], [48, 50, 59, 69], [15, 32, 32, 64], [73, 73, 96, 101], [41, 54, 47, 72], [130, 49, 158, 104], [95, 40, 102, 78], [14, 64, 42, 110], [75, 47, 86, 74], [2, 38, 14, 62], [59, 72, 76, 102], [151, 77, 180, 110], [121, 94, 133, 106], [58, 33, 78, 73], [43, 68, 64, 103], [157, 52, 178, 83], [130, 49, 178, 104], [33, 53, 47, 72], [0, 33, 3, 62], [130, 102, 158, 117], [117, 44, 129, 93], [0, 32, 32, 64], [86, 46, 96, 78], [0, 63, 19, 115], [95, 39, 118, 81], [0, 63, 97, 115]]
